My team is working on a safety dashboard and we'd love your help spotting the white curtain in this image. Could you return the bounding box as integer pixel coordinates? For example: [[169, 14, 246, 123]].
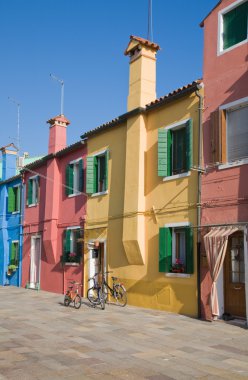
[[204, 227, 239, 317]]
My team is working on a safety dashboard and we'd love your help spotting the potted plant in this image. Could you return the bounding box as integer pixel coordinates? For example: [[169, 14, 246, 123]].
[[68, 252, 77, 262], [7, 264, 18, 276], [171, 259, 185, 273]]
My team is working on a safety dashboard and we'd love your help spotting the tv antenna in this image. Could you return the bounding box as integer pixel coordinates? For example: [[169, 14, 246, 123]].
[[8, 96, 21, 155], [147, 0, 153, 41], [50, 73, 64, 115]]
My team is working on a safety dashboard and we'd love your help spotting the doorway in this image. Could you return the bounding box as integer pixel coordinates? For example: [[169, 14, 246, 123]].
[[30, 236, 41, 289], [88, 241, 106, 286], [224, 232, 246, 319]]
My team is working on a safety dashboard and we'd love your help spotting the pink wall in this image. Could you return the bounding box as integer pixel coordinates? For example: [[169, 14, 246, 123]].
[[200, 0, 248, 318], [22, 145, 87, 295]]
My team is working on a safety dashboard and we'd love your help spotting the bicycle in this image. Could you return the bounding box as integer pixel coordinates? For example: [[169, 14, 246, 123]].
[[102, 271, 127, 307], [87, 273, 105, 310], [64, 281, 82, 309]]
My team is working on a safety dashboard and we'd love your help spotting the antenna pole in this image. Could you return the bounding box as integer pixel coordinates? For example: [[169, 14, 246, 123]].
[[50, 74, 64, 115], [147, 0, 153, 41], [8, 96, 21, 155]]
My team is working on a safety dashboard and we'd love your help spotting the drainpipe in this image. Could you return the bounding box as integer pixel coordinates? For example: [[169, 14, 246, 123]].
[[195, 83, 204, 319]]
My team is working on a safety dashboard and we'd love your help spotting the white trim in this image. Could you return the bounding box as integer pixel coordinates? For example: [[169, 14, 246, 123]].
[[218, 0, 248, 55], [163, 171, 191, 182], [164, 222, 190, 228], [219, 97, 248, 111], [164, 118, 190, 131], [66, 226, 80, 230], [69, 157, 82, 165], [92, 149, 108, 157], [91, 190, 108, 197], [165, 273, 191, 278], [28, 203, 38, 208], [28, 174, 39, 180]]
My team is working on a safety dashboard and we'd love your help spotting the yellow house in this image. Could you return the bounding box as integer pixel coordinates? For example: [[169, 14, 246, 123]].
[[82, 36, 203, 317]]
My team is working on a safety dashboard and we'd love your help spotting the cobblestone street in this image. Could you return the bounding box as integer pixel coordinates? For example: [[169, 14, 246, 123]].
[[0, 286, 247, 380]]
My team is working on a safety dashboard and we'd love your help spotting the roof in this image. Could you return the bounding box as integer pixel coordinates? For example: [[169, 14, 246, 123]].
[[81, 79, 201, 139], [124, 35, 160, 56], [21, 140, 85, 172], [47, 114, 71, 125], [0, 174, 21, 185], [200, 1, 222, 27]]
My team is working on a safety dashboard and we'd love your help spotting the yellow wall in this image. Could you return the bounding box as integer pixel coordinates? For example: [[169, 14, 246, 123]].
[[84, 89, 202, 318]]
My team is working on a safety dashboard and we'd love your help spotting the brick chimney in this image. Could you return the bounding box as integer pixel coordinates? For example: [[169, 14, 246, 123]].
[[47, 115, 70, 154], [0, 143, 18, 180], [124, 35, 160, 111]]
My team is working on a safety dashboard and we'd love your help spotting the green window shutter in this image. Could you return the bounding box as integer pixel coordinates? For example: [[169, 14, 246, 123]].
[[63, 229, 71, 262], [27, 179, 33, 205], [8, 187, 15, 213], [79, 159, 84, 192], [158, 128, 167, 177], [10, 242, 16, 265], [159, 227, 172, 272], [16, 186, 21, 212], [186, 119, 193, 171], [105, 150, 109, 191], [86, 156, 97, 194], [223, 2, 248, 50], [75, 229, 82, 262], [65, 164, 73, 196], [185, 227, 194, 274]]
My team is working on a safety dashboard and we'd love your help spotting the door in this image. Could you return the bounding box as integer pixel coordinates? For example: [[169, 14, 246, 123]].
[[30, 236, 41, 289], [224, 232, 246, 318]]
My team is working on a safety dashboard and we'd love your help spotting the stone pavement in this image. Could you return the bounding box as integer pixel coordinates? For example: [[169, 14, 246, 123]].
[[0, 286, 247, 380]]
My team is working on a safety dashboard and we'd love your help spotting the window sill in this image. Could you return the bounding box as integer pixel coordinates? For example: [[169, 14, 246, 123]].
[[11, 211, 20, 214], [64, 262, 80, 266], [163, 171, 191, 182], [165, 273, 191, 278], [218, 38, 247, 56], [27, 203, 38, 208], [68, 192, 82, 198], [91, 190, 108, 197], [218, 159, 248, 170]]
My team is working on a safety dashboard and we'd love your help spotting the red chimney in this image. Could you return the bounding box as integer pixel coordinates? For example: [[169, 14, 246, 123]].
[[47, 114, 70, 154]]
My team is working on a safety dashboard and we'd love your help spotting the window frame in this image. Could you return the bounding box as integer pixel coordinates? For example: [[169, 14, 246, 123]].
[[27, 175, 40, 207], [66, 157, 84, 197], [219, 96, 248, 169], [9, 240, 19, 267], [8, 184, 21, 213], [159, 222, 193, 277], [86, 149, 109, 196], [158, 118, 192, 181], [218, 0, 248, 55], [62, 226, 83, 265]]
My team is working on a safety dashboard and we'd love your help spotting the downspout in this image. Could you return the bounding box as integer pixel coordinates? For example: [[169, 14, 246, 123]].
[[195, 83, 204, 319]]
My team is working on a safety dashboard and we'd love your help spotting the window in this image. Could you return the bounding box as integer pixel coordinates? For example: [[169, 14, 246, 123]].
[[158, 119, 192, 178], [219, 0, 248, 52], [159, 225, 193, 274], [9, 241, 19, 267], [62, 228, 83, 264], [213, 98, 248, 165], [27, 176, 39, 206], [66, 158, 83, 196], [86, 150, 109, 194], [8, 185, 21, 213]]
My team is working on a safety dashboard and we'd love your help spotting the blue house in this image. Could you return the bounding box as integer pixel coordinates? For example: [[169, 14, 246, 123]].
[[0, 144, 23, 286]]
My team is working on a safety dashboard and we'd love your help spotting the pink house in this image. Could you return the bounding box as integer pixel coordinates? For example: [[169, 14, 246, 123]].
[[200, 0, 248, 324], [22, 115, 87, 294]]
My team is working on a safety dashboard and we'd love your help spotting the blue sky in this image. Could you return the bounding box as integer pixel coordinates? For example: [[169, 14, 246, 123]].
[[0, 0, 217, 157]]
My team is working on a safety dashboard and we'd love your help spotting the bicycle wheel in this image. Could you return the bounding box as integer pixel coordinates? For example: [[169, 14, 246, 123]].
[[114, 285, 127, 307], [64, 295, 71, 307], [74, 294, 82, 309], [87, 287, 100, 305]]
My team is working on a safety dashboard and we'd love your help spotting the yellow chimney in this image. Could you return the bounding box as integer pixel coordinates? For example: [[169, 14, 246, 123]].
[[124, 35, 160, 111]]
